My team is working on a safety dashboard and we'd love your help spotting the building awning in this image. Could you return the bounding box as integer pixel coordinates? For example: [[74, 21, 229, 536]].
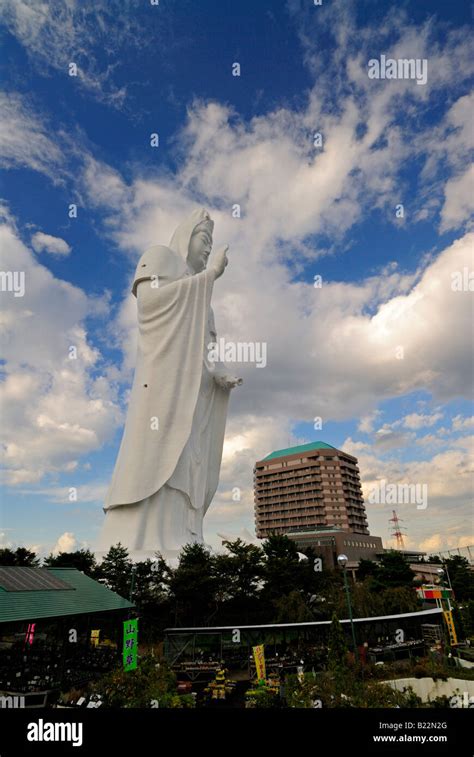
[[164, 607, 444, 633]]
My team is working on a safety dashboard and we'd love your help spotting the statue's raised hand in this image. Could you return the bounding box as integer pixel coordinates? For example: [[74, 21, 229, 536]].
[[211, 245, 229, 279]]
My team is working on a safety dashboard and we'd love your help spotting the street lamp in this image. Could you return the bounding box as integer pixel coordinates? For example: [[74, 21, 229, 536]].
[[129, 565, 137, 603], [441, 562, 453, 592], [337, 554, 357, 656], [437, 568, 452, 611]]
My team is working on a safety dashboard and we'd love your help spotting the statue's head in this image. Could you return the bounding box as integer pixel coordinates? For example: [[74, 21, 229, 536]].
[[169, 208, 214, 274], [187, 217, 214, 273]]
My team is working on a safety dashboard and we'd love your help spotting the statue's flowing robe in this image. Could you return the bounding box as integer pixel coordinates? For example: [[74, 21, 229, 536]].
[[101, 210, 230, 555]]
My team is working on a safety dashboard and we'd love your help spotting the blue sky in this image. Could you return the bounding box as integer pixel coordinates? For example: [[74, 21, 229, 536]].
[[0, 0, 473, 558]]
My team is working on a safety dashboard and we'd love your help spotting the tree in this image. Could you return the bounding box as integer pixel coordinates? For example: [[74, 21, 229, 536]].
[[465, 600, 474, 636], [273, 590, 314, 623], [215, 539, 264, 601], [349, 580, 384, 618], [262, 534, 307, 602], [0, 547, 40, 566], [43, 549, 96, 576], [357, 559, 378, 581], [130, 556, 171, 608], [452, 602, 466, 641], [370, 551, 414, 590], [168, 543, 219, 626], [0, 548, 18, 565], [96, 543, 133, 598], [379, 586, 419, 615], [444, 556, 474, 601], [212, 540, 265, 624]]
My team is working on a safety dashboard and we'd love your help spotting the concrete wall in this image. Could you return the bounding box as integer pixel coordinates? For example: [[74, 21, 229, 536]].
[[385, 676, 474, 706]]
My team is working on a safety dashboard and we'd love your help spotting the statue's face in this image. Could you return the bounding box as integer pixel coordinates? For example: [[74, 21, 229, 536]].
[[187, 223, 213, 273]]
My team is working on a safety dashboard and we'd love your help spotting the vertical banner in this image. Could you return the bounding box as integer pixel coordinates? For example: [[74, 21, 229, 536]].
[[90, 629, 100, 647], [24, 622, 35, 647], [252, 644, 266, 681], [443, 610, 458, 645], [123, 618, 139, 671]]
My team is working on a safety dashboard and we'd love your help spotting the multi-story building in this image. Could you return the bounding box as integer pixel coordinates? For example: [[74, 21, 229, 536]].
[[254, 441, 383, 568], [254, 441, 369, 537]]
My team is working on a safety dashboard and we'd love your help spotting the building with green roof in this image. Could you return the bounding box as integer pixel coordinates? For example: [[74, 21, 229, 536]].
[[255, 442, 383, 564], [0, 567, 133, 625], [0, 567, 135, 701], [263, 441, 337, 461]]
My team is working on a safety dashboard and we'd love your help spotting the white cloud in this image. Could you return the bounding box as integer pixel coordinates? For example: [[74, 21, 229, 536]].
[[416, 433, 446, 449], [20, 481, 108, 505], [373, 427, 414, 451], [0, 216, 122, 486], [31, 231, 71, 257], [402, 412, 443, 430], [452, 415, 474, 431], [419, 532, 474, 554], [419, 94, 474, 228], [344, 435, 474, 552], [0, 91, 64, 180], [52, 531, 77, 554], [0, 1, 136, 107], [358, 411, 382, 434], [82, 147, 473, 424], [440, 165, 474, 232]]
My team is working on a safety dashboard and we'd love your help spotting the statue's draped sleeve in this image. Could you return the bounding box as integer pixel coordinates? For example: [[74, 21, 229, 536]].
[[105, 257, 216, 509]]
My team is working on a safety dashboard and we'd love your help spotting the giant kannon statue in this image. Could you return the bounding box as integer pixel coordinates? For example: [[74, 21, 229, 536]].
[[98, 208, 241, 562]]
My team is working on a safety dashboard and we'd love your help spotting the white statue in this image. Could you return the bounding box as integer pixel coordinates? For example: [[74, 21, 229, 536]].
[[98, 208, 241, 562]]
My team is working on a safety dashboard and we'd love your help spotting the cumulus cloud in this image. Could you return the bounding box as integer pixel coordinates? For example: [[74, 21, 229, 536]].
[[31, 232, 71, 257], [0, 217, 122, 486], [402, 412, 443, 430], [358, 411, 382, 434], [52, 531, 77, 554], [452, 415, 474, 431], [344, 435, 474, 552], [373, 428, 415, 451], [440, 165, 474, 232], [419, 532, 474, 555]]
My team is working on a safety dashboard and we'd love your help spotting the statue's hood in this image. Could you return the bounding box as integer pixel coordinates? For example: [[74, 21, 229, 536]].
[[131, 208, 213, 296], [169, 207, 214, 260]]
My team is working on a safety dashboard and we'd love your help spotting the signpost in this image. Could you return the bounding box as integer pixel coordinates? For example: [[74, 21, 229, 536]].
[[252, 644, 266, 682], [123, 618, 139, 671]]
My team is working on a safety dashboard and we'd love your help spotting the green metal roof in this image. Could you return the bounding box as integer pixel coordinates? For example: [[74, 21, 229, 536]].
[[0, 568, 133, 624], [263, 441, 337, 461]]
